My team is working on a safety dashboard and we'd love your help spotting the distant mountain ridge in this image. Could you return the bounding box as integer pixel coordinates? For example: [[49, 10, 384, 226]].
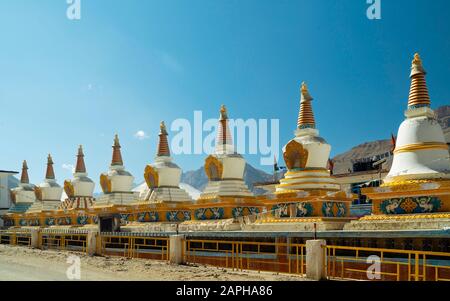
[[332, 105, 450, 175], [181, 163, 273, 192]]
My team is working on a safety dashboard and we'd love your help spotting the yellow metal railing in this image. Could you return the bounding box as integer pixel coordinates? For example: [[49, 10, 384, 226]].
[[0, 232, 31, 246], [41, 233, 87, 253], [324, 245, 450, 281], [2, 228, 450, 282], [100, 235, 170, 260], [184, 239, 306, 276]]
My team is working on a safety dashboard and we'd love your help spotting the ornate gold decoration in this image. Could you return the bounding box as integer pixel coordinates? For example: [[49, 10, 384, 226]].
[[381, 178, 445, 189], [393, 142, 448, 154], [100, 174, 112, 194], [34, 186, 43, 201], [361, 213, 450, 221], [283, 140, 308, 170], [400, 198, 418, 213], [64, 180, 75, 198], [412, 53, 422, 65], [301, 81, 308, 93], [204, 155, 223, 180], [144, 165, 159, 189]]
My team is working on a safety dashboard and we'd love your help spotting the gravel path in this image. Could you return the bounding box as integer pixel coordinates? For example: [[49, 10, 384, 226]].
[[0, 244, 310, 281]]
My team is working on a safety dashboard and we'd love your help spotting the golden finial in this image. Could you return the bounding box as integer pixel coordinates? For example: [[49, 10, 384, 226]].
[[408, 52, 430, 107], [410, 52, 426, 77], [301, 81, 308, 93], [297, 81, 315, 129], [413, 53, 422, 65], [47, 154, 53, 164], [220, 104, 228, 120], [114, 134, 120, 146], [22, 160, 28, 169], [159, 121, 168, 135], [300, 81, 313, 102]]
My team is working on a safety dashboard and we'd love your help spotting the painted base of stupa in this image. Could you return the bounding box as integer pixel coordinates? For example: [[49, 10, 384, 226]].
[[95, 192, 140, 206], [344, 213, 450, 231], [122, 219, 242, 232], [276, 169, 341, 192], [26, 200, 62, 213], [200, 179, 254, 198], [345, 179, 450, 231], [138, 187, 193, 203], [261, 189, 354, 219], [243, 217, 355, 232], [193, 196, 263, 220]]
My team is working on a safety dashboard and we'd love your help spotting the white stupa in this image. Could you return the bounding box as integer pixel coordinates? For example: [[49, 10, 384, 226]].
[[62, 145, 95, 209], [96, 135, 139, 206], [276, 82, 340, 193], [27, 154, 63, 212], [385, 53, 450, 183], [199, 105, 253, 199], [9, 160, 36, 209], [139, 121, 193, 203]]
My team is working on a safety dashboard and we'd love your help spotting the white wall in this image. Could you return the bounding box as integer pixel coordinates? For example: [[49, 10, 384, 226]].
[[0, 174, 10, 210], [0, 173, 15, 227]]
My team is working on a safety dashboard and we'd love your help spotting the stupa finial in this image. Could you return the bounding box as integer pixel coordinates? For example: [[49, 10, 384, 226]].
[[220, 104, 228, 120], [46, 154, 55, 180], [75, 145, 87, 173], [111, 134, 124, 166], [20, 160, 29, 184], [297, 81, 316, 129], [160, 121, 168, 135], [408, 53, 430, 109], [157, 121, 170, 157]]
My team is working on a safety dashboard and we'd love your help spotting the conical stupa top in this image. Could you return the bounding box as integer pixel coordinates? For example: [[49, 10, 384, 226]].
[[297, 82, 316, 129], [45, 154, 55, 180], [408, 53, 431, 109], [75, 145, 87, 173], [157, 121, 170, 157], [217, 105, 233, 147], [20, 160, 29, 184], [220, 104, 228, 120], [111, 134, 124, 166]]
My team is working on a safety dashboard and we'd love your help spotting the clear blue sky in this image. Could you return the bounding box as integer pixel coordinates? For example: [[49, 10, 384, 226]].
[[0, 0, 449, 190]]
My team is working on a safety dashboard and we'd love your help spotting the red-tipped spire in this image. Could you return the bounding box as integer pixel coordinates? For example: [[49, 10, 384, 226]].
[[75, 145, 87, 173], [20, 160, 29, 184], [217, 105, 233, 147], [157, 121, 170, 157], [297, 82, 316, 129], [408, 53, 431, 109], [46, 154, 55, 180], [111, 134, 124, 166]]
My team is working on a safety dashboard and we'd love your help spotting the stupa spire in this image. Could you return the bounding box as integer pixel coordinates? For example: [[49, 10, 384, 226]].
[[111, 134, 124, 166], [217, 105, 233, 147], [75, 145, 86, 173], [297, 82, 316, 129], [408, 53, 431, 109], [20, 160, 29, 184], [157, 121, 170, 157], [45, 154, 55, 180]]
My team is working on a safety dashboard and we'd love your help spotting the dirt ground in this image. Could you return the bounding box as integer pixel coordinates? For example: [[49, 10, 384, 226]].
[[0, 244, 310, 281]]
